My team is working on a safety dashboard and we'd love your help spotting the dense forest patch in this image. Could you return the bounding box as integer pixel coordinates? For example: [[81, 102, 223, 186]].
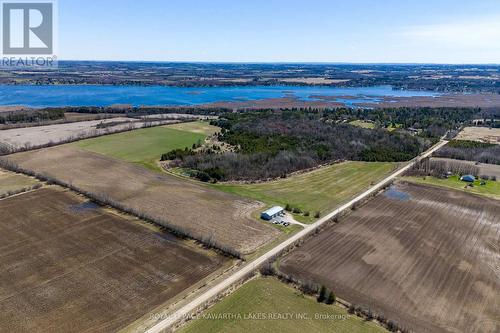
[[327, 107, 477, 138], [0, 108, 64, 124], [169, 110, 439, 181], [434, 140, 500, 165]]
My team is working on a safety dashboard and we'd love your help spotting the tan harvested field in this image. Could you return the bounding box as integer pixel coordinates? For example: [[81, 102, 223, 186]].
[[0, 105, 31, 113], [280, 182, 500, 333], [3, 146, 279, 254], [456, 126, 500, 144], [0, 169, 39, 196], [0, 187, 226, 333], [0, 113, 124, 130], [0, 118, 176, 150], [64, 112, 126, 122]]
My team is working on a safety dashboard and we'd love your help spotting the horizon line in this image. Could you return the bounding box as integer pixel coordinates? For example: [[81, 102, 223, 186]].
[[55, 59, 500, 66]]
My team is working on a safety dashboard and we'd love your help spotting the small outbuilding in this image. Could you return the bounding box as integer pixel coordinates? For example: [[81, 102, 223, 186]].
[[460, 175, 476, 183], [261, 206, 284, 221]]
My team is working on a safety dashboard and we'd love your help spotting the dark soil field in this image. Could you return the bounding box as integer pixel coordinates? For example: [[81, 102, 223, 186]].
[[2, 146, 279, 254], [0, 187, 226, 333], [280, 182, 500, 333]]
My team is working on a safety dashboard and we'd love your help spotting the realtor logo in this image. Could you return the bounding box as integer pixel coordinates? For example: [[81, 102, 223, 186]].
[[2, 1, 53, 54], [1, 0, 56, 67]]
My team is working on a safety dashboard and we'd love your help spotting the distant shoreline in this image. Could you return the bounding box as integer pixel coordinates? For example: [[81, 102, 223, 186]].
[[0, 84, 443, 110], [2, 93, 500, 111]]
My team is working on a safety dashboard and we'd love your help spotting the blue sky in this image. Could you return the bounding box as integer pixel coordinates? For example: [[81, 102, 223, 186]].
[[58, 0, 500, 63]]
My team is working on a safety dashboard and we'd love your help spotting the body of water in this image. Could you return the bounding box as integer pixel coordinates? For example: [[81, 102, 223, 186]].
[[0, 85, 440, 108], [384, 186, 412, 201]]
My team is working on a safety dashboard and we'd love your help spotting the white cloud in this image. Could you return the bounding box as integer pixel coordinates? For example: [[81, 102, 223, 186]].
[[399, 16, 500, 49]]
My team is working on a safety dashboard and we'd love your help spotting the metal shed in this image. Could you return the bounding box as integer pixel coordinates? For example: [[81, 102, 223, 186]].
[[261, 206, 284, 220], [460, 175, 476, 182]]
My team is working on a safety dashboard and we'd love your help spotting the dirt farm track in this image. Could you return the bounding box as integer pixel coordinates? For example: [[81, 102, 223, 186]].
[[280, 182, 500, 333], [0, 187, 226, 333]]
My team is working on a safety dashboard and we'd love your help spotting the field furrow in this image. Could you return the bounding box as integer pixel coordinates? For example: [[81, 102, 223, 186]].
[[279, 182, 500, 333]]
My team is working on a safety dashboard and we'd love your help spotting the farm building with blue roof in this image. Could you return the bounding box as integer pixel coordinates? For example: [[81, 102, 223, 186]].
[[261, 206, 284, 221]]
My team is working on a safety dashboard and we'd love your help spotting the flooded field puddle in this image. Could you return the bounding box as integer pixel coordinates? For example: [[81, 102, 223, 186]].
[[384, 186, 412, 201], [68, 201, 99, 213]]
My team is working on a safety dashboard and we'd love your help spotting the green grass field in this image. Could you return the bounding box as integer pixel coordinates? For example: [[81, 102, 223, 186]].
[[386, 123, 402, 132], [75, 123, 207, 171], [348, 120, 376, 129], [404, 175, 500, 199], [180, 277, 386, 333], [215, 161, 396, 223]]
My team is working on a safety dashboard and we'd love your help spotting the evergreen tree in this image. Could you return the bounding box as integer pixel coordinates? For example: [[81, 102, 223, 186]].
[[317, 285, 327, 303], [326, 291, 336, 304]]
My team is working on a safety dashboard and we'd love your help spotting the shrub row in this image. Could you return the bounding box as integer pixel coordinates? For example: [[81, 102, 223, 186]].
[[284, 203, 320, 219], [0, 159, 242, 259], [0, 182, 42, 199]]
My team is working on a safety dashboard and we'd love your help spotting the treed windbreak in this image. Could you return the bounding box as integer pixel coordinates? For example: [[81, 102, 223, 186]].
[[434, 140, 500, 165], [181, 110, 431, 181]]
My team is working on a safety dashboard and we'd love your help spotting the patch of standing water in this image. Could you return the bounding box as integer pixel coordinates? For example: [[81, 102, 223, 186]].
[[68, 201, 99, 213], [384, 186, 412, 201]]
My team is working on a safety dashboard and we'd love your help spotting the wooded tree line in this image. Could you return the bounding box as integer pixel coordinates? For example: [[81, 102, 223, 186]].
[[434, 140, 500, 165], [0, 108, 64, 124], [323, 107, 477, 138], [0, 106, 229, 126], [55, 106, 231, 116], [407, 158, 480, 178], [174, 110, 431, 181]]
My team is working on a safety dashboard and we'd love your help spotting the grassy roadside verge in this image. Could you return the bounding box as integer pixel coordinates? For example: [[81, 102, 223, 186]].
[[179, 277, 386, 333]]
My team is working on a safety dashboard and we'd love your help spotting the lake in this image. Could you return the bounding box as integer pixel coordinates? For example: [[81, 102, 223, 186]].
[[0, 85, 440, 108]]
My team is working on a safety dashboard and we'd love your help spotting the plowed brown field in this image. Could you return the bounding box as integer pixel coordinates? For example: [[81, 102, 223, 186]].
[[2, 146, 279, 254], [280, 182, 500, 333], [0, 187, 226, 333]]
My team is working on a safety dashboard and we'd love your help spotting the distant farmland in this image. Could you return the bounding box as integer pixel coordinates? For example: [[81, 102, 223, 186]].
[[455, 127, 500, 144], [0, 187, 226, 333], [280, 182, 500, 333], [216, 161, 395, 222], [75, 122, 209, 171], [3, 146, 279, 254], [0, 117, 173, 152]]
